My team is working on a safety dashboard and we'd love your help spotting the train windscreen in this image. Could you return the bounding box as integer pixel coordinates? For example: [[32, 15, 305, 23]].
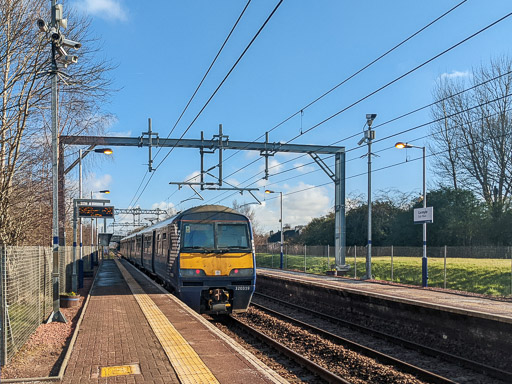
[[182, 221, 250, 251]]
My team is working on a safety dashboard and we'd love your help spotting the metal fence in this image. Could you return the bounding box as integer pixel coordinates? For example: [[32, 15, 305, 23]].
[[0, 245, 98, 365], [256, 243, 512, 297]]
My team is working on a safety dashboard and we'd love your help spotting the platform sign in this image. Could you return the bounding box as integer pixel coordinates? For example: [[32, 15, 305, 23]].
[[78, 205, 114, 218], [414, 207, 433, 224]]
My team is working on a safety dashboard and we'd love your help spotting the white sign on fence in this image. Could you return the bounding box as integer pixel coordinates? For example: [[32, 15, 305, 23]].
[[414, 207, 433, 224]]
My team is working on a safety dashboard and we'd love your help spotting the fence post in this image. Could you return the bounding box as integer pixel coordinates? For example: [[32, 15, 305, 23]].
[[304, 244, 306, 273], [391, 245, 394, 282], [0, 246, 6, 366], [444, 245, 447, 289], [327, 245, 330, 270], [354, 246, 357, 279], [509, 246, 512, 296]]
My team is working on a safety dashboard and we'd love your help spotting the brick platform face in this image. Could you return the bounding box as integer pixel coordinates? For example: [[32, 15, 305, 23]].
[[62, 260, 179, 383]]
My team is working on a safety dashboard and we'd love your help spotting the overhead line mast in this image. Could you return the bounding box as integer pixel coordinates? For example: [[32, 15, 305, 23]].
[[61, 125, 349, 273]]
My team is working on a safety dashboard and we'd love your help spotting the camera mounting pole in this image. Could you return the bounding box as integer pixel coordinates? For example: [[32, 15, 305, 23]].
[[39, 1, 81, 324]]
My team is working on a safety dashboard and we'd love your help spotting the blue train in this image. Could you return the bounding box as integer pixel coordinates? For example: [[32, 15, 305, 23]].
[[120, 205, 256, 314]]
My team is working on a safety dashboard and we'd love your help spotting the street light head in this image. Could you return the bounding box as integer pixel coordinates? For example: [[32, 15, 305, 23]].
[[99, 190, 110, 194], [94, 148, 113, 155], [265, 190, 274, 194], [395, 142, 412, 149]]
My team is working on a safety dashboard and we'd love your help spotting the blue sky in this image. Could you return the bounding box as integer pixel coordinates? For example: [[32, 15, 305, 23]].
[[67, 0, 512, 234]]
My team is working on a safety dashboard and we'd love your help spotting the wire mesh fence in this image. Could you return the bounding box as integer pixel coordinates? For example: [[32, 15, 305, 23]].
[[256, 244, 512, 297], [0, 245, 98, 365]]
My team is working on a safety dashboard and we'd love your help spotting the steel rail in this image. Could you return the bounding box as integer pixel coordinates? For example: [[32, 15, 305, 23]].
[[227, 316, 351, 384], [254, 292, 512, 382], [251, 301, 458, 384]]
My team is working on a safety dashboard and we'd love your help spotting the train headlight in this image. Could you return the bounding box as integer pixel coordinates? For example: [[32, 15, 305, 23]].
[[181, 269, 206, 277], [229, 268, 254, 277]]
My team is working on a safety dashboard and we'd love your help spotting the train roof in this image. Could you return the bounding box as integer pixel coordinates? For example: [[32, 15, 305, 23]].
[[120, 205, 245, 241]]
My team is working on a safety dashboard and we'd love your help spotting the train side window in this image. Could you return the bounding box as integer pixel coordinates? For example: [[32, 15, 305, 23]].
[[163, 233, 167, 240]]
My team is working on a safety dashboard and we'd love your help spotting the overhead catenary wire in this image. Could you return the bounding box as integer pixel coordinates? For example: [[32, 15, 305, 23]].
[[188, 85, 512, 206], [129, 0, 284, 208], [203, 93, 512, 206], [126, 0, 252, 208], [195, 11, 512, 204], [169, 8, 512, 209], [222, 127, 512, 206], [283, 11, 512, 145], [219, 0, 468, 166]]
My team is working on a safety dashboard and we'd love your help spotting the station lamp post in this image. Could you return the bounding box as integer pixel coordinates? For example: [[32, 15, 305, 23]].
[[395, 142, 428, 287], [265, 190, 284, 269], [65, 148, 112, 262]]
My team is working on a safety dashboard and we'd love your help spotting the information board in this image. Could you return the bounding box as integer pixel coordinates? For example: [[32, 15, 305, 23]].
[[78, 205, 114, 218]]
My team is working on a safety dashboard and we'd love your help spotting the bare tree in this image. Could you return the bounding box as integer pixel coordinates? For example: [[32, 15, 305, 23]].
[[0, 0, 115, 245], [429, 57, 512, 211]]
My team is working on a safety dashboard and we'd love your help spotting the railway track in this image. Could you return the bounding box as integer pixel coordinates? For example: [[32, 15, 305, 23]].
[[251, 292, 512, 383], [227, 315, 352, 384]]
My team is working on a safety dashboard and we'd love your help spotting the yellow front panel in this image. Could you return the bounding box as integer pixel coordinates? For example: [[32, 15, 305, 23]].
[[180, 252, 253, 276]]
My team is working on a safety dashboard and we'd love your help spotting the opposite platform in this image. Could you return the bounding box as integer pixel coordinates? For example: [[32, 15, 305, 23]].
[[63, 259, 286, 384], [257, 268, 512, 322]]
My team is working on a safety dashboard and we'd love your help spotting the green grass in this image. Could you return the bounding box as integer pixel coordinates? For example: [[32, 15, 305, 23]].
[[256, 253, 512, 297]]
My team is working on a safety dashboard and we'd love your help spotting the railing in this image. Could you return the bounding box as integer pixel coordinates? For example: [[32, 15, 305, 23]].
[[256, 244, 512, 297], [0, 245, 99, 365]]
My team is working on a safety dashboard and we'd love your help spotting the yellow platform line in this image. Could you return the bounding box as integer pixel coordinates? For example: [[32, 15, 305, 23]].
[[115, 260, 219, 384]]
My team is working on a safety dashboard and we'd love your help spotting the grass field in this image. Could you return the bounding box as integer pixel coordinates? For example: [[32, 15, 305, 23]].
[[256, 253, 512, 297]]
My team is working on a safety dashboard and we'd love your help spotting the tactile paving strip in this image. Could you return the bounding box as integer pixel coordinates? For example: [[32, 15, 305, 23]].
[[115, 260, 220, 384]]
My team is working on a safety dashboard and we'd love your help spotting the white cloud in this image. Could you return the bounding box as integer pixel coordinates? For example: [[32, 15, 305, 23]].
[[110, 130, 132, 137], [440, 70, 470, 80], [260, 158, 283, 174], [255, 182, 331, 232], [151, 201, 176, 215], [225, 178, 240, 187], [85, 173, 112, 197], [293, 162, 315, 173], [184, 171, 201, 183], [74, 0, 128, 21]]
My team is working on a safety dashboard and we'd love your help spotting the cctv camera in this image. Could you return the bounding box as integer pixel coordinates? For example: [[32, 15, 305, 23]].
[[357, 137, 366, 146], [36, 19, 48, 32], [63, 55, 78, 64], [366, 113, 377, 120], [49, 28, 61, 43], [57, 45, 68, 57], [62, 38, 81, 50]]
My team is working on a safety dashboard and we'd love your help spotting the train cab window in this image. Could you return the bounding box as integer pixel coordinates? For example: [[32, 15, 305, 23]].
[[182, 223, 214, 249], [217, 224, 249, 249]]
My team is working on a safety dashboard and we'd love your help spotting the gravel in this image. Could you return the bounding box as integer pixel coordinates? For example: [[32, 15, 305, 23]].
[[1, 274, 94, 380]]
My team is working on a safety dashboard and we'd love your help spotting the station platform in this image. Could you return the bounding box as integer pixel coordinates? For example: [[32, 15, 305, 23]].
[[257, 268, 512, 322], [62, 259, 286, 384]]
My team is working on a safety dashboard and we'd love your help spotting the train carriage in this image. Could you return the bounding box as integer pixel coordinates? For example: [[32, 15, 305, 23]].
[[120, 205, 256, 314]]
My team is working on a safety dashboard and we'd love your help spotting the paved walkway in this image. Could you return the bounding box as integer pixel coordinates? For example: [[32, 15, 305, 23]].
[[63, 259, 285, 384]]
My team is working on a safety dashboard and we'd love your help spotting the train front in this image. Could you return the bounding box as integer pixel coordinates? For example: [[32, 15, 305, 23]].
[[177, 208, 256, 314]]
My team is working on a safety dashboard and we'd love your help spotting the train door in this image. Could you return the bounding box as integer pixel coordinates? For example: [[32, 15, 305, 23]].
[[151, 230, 156, 273]]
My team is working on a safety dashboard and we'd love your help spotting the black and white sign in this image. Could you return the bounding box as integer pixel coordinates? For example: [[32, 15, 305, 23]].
[[414, 207, 433, 224]]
